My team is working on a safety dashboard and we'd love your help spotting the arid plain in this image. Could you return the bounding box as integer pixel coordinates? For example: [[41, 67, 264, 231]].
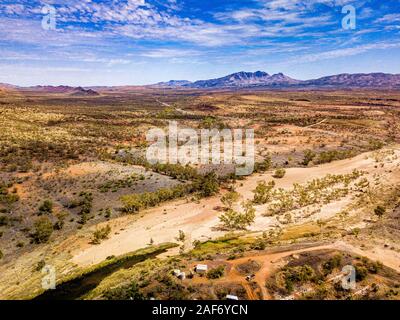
[[1, 87, 400, 300]]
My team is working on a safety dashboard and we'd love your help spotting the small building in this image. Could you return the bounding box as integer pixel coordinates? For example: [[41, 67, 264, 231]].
[[226, 295, 239, 300], [195, 264, 208, 273], [177, 272, 186, 280], [173, 269, 181, 276]]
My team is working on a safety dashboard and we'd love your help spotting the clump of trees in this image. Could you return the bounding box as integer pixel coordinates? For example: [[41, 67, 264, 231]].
[[314, 149, 355, 165], [152, 163, 199, 181], [266, 170, 363, 216], [219, 201, 255, 230], [121, 184, 191, 213], [121, 172, 220, 214]]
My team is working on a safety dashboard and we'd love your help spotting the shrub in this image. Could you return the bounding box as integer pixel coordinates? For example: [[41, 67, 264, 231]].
[[322, 255, 342, 275], [92, 225, 111, 244], [195, 172, 219, 197], [103, 281, 145, 300], [0, 182, 19, 206], [54, 212, 67, 230], [221, 191, 240, 208], [38, 200, 53, 215], [176, 230, 186, 242], [16, 241, 24, 248], [283, 265, 315, 293], [199, 116, 226, 130], [31, 217, 53, 243], [207, 265, 225, 279], [0, 250, 3, 259], [253, 180, 275, 204], [374, 205, 385, 218], [302, 149, 316, 166], [251, 237, 266, 250], [0, 215, 8, 226], [78, 192, 93, 224], [254, 156, 272, 173], [355, 264, 369, 281], [35, 260, 46, 271], [273, 168, 286, 179]]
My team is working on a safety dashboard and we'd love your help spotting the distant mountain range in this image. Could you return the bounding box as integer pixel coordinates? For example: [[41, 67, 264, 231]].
[[20, 85, 100, 96], [190, 71, 300, 88], [152, 71, 400, 89], [1, 72, 400, 92]]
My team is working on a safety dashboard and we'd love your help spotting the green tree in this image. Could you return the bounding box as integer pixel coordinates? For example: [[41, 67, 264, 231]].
[[253, 180, 275, 204], [196, 172, 219, 197], [31, 217, 53, 243], [219, 201, 255, 230], [221, 191, 240, 208]]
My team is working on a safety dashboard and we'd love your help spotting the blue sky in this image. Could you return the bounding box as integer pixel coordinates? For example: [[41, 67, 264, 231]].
[[0, 0, 399, 86]]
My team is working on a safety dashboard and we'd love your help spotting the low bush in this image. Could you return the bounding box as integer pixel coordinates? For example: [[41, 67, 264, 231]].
[[38, 200, 53, 216], [253, 180, 275, 204], [207, 265, 225, 279], [31, 217, 53, 244], [273, 168, 286, 179], [92, 225, 111, 244]]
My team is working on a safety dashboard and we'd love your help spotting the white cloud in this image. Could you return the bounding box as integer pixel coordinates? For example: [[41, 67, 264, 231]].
[[139, 48, 201, 58], [296, 42, 400, 63], [376, 14, 400, 23]]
